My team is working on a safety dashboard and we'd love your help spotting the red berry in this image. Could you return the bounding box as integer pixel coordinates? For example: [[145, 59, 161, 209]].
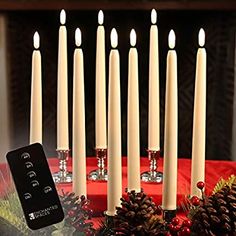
[[173, 225, 181, 232], [171, 217, 180, 226], [197, 181, 205, 190], [168, 223, 175, 231], [191, 196, 200, 206], [181, 227, 191, 236], [182, 219, 192, 227], [166, 232, 172, 236]]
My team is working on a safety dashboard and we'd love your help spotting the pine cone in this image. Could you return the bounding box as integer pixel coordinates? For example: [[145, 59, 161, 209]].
[[114, 190, 166, 235], [191, 183, 236, 236], [59, 190, 95, 235]]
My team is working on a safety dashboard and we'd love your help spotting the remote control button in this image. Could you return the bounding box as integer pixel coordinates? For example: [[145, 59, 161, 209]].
[[27, 171, 36, 178], [25, 161, 33, 168], [44, 186, 52, 194], [24, 193, 32, 200], [31, 180, 39, 187], [21, 152, 30, 160]]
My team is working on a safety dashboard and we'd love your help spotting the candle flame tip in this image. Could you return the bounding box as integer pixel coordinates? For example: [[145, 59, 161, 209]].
[[75, 28, 82, 47], [168, 29, 175, 49], [151, 9, 157, 24], [111, 28, 118, 48], [33, 31, 40, 49], [130, 29, 136, 47], [198, 28, 205, 47], [60, 9, 66, 25], [98, 10, 104, 25]]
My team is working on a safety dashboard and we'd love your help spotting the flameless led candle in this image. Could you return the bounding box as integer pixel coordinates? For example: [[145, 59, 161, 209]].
[[72, 28, 87, 197], [191, 28, 207, 197], [162, 30, 178, 210], [57, 9, 69, 150], [148, 9, 160, 151], [30, 31, 42, 144], [127, 29, 141, 193], [95, 10, 107, 149], [107, 28, 122, 216]]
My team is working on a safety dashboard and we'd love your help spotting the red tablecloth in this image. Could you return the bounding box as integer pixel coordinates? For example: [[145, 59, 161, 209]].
[[0, 157, 236, 217]]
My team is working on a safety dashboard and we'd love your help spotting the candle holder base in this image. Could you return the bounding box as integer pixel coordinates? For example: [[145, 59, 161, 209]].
[[141, 171, 163, 183], [104, 211, 115, 234], [105, 212, 115, 225], [88, 169, 108, 181], [53, 171, 72, 183], [88, 148, 108, 181], [53, 149, 72, 183], [141, 150, 163, 183], [163, 209, 176, 223]]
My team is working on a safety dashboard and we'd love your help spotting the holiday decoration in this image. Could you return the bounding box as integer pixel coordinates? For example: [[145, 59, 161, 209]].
[[0, 187, 96, 236], [1, 172, 236, 236], [96, 189, 167, 235], [59, 190, 96, 235], [167, 217, 192, 236], [96, 176, 236, 236], [190, 176, 236, 236], [114, 190, 165, 235]]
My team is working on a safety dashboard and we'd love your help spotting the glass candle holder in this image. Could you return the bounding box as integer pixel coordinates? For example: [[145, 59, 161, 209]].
[[52, 149, 72, 183], [141, 149, 163, 183], [87, 148, 108, 181]]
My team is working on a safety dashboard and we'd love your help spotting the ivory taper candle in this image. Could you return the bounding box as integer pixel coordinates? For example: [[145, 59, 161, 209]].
[[127, 29, 141, 193], [107, 28, 122, 216], [95, 10, 107, 149], [191, 28, 207, 197], [148, 9, 160, 151], [30, 32, 42, 144], [57, 9, 69, 150], [72, 28, 87, 197], [162, 30, 178, 210]]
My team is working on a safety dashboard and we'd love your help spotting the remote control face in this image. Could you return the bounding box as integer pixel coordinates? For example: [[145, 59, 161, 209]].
[[6, 143, 64, 230]]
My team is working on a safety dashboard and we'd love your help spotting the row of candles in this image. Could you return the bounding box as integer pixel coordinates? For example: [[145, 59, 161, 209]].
[[30, 9, 206, 216]]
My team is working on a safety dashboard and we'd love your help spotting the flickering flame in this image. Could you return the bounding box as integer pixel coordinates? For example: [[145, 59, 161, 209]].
[[111, 28, 118, 48], [198, 28, 205, 47], [168, 29, 176, 49], [130, 29, 136, 47], [60, 9, 66, 25], [98, 10, 104, 25], [151, 9, 157, 24], [75, 28, 81, 47], [33, 31, 40, 49]]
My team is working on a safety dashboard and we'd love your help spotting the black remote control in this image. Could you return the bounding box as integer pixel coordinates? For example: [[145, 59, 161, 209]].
[[6, 143, 64, 230]]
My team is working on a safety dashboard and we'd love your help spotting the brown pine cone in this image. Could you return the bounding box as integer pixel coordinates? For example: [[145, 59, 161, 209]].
[[191, 183, 236, 236], [59, 191, 95, 235], [114, 190, 166, 235]]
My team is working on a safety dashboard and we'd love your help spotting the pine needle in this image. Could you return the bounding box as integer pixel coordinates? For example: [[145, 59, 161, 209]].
[[212, 175, 236, 194]]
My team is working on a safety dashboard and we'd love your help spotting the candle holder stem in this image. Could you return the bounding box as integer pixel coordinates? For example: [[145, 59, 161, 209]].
[[141, 149, 163, 183], [53, 150, 72, 183], [88, 148, 108, 181]]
